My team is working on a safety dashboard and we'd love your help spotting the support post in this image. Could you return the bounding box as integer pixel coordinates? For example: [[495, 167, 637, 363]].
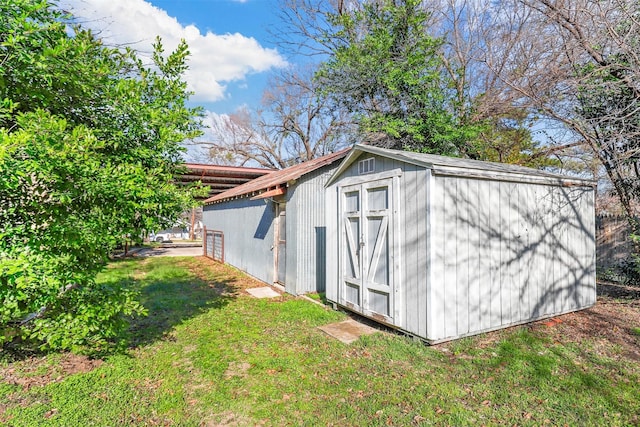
[[203, 225, 207, 257], [190, 207, 196, 240]]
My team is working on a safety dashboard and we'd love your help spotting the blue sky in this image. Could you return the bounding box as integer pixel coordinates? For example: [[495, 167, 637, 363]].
[[61, 0, 290, 114], [150, 0, 285, 112], [150, 0, 279, 42]]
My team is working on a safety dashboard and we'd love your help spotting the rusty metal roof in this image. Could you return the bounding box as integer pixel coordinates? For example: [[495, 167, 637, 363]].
[[176, 163, 274, 199], [204, 148, 351, 204]]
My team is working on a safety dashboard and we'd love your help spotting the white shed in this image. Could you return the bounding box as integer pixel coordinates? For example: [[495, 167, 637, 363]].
[[325, 144, 596, 343]]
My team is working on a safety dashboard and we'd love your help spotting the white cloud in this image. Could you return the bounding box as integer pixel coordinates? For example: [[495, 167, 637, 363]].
[[60, 0, 287, 103]]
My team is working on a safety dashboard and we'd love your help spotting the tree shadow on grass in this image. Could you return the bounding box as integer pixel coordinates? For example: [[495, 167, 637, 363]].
[[112, 257, 241, 350], [0, 258, 241, 365]]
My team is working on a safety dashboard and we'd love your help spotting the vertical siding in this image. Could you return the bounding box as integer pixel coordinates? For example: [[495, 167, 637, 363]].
[[282, 190, 295, 292], [476, 179, 491, 330], [506, 181, 520, 323], [287, 163, 341, 295], [202, 198, 275, 285], [398, 163, 428, 337], [327, 150, 595, 343], [429, 171, 446, 339], [488, 180, 502, 327], [468, 179, 482, 330], [428, 176, 596, 342], [584, 188, 597, 306], [457, 178, 470, 334], [522, 184, 537, 320], [541, 185, 556, 315], [203, 162, 343, 296], [442, 178, 458, 338], [325, 184, 339, 303], [557, 186, 570, 312]]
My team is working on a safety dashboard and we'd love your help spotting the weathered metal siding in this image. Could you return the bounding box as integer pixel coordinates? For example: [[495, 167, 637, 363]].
[[286, 164, 341, 295], [202, 198, 276, 284], [203, 161, 341, 295], [428, 175, 596, 342]]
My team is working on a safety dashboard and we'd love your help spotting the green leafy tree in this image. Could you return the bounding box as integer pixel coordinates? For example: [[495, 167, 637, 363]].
[[469, 108, 560, 168], [314, 0, 483, 155], [0, 0, 202, 352], [277, 0, 561, 165]]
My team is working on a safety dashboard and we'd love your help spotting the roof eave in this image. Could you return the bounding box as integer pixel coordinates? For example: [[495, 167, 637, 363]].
[[325, 144, 420, 187], [205, 148, 351, 205], [325, 144, 596, 187]]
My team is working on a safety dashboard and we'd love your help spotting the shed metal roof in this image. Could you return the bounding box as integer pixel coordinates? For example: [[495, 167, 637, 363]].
[[175, 163, 273, 199], [204, 148, 351, 204], [326, 144, 596, 187]]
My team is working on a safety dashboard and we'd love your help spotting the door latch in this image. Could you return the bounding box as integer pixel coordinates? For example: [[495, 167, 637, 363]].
[[357, 239, 364, 257]]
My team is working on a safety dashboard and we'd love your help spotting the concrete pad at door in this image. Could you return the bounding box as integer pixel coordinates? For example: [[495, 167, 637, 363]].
[[318, 319, 379, 344], [246, 287, 281, 298]]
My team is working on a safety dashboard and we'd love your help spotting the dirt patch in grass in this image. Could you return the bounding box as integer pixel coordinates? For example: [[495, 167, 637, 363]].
[[203, 411, 265, 427], [528, 282, 640, 362], [443, 281, 640, 363], [224, 361, 252, 379], [0, 353, 103, 390], [184, 257, 273, 295]]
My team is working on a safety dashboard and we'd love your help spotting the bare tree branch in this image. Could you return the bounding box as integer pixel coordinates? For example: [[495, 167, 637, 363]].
[[200, 65, 355, 169]]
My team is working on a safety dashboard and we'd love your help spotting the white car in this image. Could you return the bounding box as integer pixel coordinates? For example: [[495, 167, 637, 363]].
[[151, 230, 173, 243]]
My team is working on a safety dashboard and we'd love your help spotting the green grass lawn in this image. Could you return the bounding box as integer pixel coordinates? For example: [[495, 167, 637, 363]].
[[1, 257, 639, 426]]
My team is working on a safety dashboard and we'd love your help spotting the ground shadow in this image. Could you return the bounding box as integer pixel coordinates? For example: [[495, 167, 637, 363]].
[[0, 257, 240, 362], [597, 281, 640, 300], [111, 257, 240, 350]]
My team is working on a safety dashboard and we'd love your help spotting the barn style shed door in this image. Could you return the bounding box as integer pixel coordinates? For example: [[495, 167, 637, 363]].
[[339, 178, 394, 323]]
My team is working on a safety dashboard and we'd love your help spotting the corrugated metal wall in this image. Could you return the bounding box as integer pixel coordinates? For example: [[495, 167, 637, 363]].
[[286, 164, 341, 295], [203, 162, 340, 295], [428, 175, 596, 342], [202, 198, 276, 285]]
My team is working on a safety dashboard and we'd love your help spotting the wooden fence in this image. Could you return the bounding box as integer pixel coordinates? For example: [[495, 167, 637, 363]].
[[596, 215, 635, 270]]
